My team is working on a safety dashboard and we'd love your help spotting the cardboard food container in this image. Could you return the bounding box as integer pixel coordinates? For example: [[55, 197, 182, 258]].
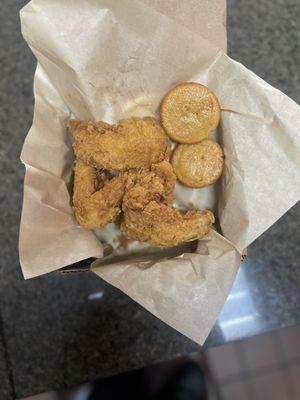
[[19, 0, 300, 344]]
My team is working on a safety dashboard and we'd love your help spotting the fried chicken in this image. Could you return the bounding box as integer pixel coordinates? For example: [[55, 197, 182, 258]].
[[121, 161, 215, 247], [72, 159, 175, 230], [71, 126, 214, 246], [121, 203, 214, 248], [124, 161, 176, 207], [67, 117, 171, 171], [73, 160, 127, 229]]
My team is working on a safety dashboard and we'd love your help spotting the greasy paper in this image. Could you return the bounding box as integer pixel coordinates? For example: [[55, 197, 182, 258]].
[[19, 0, 300, 344]]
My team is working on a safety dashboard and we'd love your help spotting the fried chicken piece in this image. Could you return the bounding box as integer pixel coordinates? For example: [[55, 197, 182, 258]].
[[121, 161, 215, 247], [67, 117, 171, 171], [73, 160, 127, 229], [121, 202, 214, 248], [124, 161, 177, 207]]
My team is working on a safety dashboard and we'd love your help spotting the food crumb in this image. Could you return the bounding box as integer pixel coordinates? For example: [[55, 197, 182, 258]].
[[114, 234, 133, 251]]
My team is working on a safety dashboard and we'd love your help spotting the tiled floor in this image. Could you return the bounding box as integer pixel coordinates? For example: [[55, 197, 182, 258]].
[[21, 325, 300, 400], [206, 325, 300, 400]]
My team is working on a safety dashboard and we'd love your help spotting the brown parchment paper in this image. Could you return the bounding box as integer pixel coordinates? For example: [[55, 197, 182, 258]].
[[19, 0, 300, 344]]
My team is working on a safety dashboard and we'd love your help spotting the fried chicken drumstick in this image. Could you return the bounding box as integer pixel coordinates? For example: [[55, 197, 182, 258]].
[[67, 117, 171, 171]]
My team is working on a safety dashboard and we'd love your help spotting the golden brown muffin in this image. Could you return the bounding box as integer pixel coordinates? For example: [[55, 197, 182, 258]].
[[172, 140, 224, 188], [160, 82, 221, 144]]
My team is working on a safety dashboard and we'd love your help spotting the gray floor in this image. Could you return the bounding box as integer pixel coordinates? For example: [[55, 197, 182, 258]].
[[0, 0, 300, 399]]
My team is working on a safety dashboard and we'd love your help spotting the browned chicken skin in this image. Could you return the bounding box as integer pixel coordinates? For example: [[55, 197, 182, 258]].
[[121, 202, 214, 248], [121, 161, 215, 247], [70, 116, 214, 247], [73, 160, 175, 230], [67, 117, 171, 171], [73, 160, 127, 229], [124, 161, 176, 208]]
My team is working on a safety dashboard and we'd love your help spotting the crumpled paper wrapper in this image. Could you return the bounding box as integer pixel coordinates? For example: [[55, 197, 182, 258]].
[[19, 0, 300, 344]]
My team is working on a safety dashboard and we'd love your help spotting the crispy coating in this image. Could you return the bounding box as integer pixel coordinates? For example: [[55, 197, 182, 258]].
[[172, 140, 224, 188], [160, 82, 221, 144], [124, 161, 177, 208], [121, 202, 215, 248], [67, 117, 171, 171], [70, 113, 215, 246], [73, 160, 127, 229], [121, 161, 214, 247], [73, 160, 175, 230]]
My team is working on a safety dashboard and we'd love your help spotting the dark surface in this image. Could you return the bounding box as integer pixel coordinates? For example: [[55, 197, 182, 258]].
[[0, 320, 13, 400], [0, 0, 299, 398]]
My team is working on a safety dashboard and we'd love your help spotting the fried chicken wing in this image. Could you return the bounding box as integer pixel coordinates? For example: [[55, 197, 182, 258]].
[[67, 117, 171, 171], [121, 161, 214, 247], [73, 160, 127, 229], [121, 202, 214, 248], [124, 161, 176, 207]]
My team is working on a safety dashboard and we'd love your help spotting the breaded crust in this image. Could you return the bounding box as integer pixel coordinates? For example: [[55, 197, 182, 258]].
[[160, 82, 221, 144], [172, 139, 224, 188], [67, 117, 171, 171], [73, 160, 127, 229], [121, 201, 215, 248]]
